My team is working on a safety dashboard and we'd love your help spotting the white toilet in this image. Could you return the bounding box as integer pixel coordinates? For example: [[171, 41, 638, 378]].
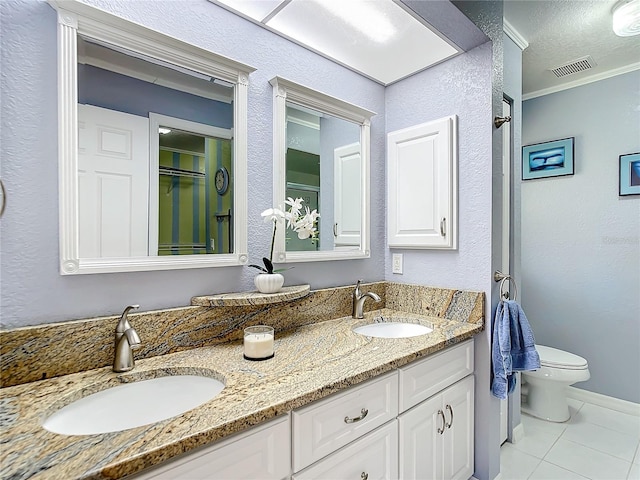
[[521, 345, 590, 422]]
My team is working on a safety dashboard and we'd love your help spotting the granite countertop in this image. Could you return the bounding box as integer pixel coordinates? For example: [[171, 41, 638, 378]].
[[0, 308, 483, 480]]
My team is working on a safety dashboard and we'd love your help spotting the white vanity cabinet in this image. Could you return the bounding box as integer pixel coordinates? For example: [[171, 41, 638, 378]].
[[398, 341, 474, 480], [132, 415, 290, 480], [132, 340, 474, 480]]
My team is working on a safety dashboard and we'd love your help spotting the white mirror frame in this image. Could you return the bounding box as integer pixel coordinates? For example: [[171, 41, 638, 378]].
[[50, 0, 255, 274], [270, 77, 375, 263]]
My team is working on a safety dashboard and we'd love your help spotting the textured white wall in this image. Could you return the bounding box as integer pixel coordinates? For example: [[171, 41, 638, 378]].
[[0, 0, 386, 327], [522, 71, 640, 403]]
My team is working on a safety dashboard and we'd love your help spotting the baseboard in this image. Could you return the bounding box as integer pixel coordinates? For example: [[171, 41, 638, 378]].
[[567, 386, 640, 417], [510, 422, 525, 444]]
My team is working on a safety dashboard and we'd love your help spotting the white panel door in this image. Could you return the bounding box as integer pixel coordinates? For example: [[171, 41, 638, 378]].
[[78, 105, 149, 258], [442, 376, 474, 480], [398, 394, 442, 480], [334, 142, 361, 246], [387, 116, 457, 249]]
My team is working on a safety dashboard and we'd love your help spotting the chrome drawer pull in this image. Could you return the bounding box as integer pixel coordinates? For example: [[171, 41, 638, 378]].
[[440, 217, 446, 237], [361, 473, 369, 480], [437, 409, 446, 434], [344, 408, 368, 424], [445, 404, 453, 428]]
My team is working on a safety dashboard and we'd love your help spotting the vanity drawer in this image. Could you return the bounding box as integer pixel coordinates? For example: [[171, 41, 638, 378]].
[[399, 339, 473, 412], [293, 421, 398, 480], [292, 370, 399, 472], [132, 415, 290, 480]]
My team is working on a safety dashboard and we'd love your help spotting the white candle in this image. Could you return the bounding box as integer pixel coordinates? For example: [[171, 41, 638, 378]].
[[244, 326, 274, 360]]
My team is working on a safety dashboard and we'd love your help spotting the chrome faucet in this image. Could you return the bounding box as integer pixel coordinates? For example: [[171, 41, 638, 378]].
[[113, 304, 141, 373], [352, 280, 381, 319]]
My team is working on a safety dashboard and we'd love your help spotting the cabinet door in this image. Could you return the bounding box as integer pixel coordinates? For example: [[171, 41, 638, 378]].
[[293, 422, 398, 480], [442, 376, 474, 480], [387, 115, 457, 249], [398, 394, 443, 480], [133, 416, 290, 480]]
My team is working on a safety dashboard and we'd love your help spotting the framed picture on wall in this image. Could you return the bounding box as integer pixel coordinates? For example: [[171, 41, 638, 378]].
[[619, 152, 640, 196], [522, 137, 574, 180]]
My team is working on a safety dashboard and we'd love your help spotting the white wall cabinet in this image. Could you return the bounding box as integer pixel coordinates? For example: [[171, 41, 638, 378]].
[[387, 116, 457, 249]]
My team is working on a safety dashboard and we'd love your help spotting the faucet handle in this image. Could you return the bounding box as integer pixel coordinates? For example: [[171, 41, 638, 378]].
[[116, 304, 139, 333], [354, 279, 363, 297]]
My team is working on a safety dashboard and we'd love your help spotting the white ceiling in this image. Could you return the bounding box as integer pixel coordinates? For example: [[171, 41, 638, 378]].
[[504, 0, 640, 99], [210, 0, 461, 85], [210, 0, 639, 94]]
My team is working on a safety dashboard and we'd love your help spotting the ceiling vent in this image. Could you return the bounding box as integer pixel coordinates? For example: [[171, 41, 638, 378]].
[[550, 56, 597, 78]]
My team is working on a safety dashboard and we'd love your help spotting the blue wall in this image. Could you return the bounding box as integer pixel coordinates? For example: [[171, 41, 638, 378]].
[[522, 71, 640, 403], [79, 64, 233, 129]]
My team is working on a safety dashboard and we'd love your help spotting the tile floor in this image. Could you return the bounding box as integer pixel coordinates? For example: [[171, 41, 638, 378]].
[[500, 399, 640, 480]]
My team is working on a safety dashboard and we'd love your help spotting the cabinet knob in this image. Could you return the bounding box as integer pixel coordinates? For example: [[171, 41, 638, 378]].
[[445, 404, 453, 429], [437, 409, 446, 434], [361, 473, 369, 480], [344, 408, 368, 424]]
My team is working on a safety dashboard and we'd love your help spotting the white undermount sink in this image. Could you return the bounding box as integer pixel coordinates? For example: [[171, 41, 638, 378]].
[[353, 320, 433, 339], [42, 373, 225, 436]]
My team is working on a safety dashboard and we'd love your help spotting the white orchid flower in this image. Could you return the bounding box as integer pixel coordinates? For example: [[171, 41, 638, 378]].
[[285, 197, 303, 216], [261, 207, 285, 223]]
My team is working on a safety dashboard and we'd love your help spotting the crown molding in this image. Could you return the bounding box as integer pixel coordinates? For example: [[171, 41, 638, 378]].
[[523, 62, 640, 100], [503, 19, 529, 51]]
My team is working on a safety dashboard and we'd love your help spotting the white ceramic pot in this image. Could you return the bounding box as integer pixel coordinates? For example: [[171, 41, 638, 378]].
[[254, 273, 284, 294]]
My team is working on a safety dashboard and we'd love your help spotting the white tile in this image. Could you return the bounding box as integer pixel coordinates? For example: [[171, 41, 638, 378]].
[[562, 421, 640, 461], [567, 398, 584, 413], [522, 412, 569, 437], [528, 461, 589, 480], [500, 442, 541, 480], [575, 403, 640, 438], [512, 415, 564, 458], [545, 439, 632, 480], [628, 462, 640, 480]]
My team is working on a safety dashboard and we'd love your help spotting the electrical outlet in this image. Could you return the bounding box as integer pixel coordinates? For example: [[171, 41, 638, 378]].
[[392, 253, 403, 274]]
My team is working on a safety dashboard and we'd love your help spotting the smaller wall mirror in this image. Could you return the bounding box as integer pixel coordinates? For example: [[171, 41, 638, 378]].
[[51, 0, 255, 274], [270, 77, 375, 263]]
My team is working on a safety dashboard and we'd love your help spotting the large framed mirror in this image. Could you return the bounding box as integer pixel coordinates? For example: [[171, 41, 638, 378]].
[[50, 0, 254, 274], [270, 77, 375, 263]]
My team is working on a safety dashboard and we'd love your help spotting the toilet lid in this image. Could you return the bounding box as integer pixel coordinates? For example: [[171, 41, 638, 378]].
[[537, 345, 588, 370]]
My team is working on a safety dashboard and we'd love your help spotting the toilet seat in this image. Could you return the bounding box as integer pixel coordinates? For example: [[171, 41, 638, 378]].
[[537, 345, 588, 370]]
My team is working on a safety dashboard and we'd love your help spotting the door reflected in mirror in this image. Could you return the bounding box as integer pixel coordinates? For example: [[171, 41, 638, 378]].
[[285, 103, 361, 252], [77, 36, 234, 258]]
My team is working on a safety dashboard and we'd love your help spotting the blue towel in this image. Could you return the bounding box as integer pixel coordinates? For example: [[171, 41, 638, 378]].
[[491, 300, 541, 399]]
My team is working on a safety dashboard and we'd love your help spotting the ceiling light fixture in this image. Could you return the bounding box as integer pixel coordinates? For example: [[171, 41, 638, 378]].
[[312, 0, 397, 43], [612, 0, 640, 36], [158, 127, 172, 134]]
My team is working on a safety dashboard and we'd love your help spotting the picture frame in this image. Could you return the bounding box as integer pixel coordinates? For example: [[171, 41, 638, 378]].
[[619, 152, 640, 196], [522, 137, 574, 180]]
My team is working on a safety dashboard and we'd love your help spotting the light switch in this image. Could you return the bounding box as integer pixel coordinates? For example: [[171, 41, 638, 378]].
[[392, 253, 403, 274]]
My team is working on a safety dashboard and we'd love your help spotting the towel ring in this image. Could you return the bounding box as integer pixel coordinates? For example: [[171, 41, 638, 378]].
[[494, 270, 518, 301]]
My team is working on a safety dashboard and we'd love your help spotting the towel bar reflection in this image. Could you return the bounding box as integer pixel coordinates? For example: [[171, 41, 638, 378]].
[[494, 270, 518, 301]]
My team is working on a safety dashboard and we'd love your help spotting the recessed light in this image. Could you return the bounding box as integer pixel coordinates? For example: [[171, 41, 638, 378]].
[[158, 127, 172, 134]]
